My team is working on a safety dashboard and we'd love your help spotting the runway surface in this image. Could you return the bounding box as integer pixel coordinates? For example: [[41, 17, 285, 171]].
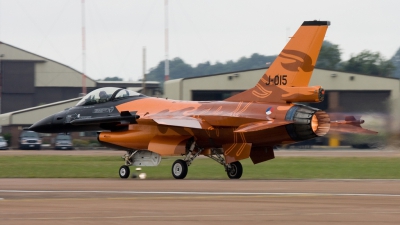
[[1, 179, 400, 225]]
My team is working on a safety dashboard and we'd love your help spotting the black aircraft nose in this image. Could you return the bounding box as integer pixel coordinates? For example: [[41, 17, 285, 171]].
[[28, 115, 54, 133]]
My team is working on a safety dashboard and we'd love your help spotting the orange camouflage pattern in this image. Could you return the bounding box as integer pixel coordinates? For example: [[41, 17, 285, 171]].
[[97, 21, 374, 165]]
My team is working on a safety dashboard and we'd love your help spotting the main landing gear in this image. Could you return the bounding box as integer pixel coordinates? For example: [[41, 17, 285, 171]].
[[226, 161, 243, 179], [118, 144, 243, 180], [172, 159, 188, 179], [171, 141, 243, 179]]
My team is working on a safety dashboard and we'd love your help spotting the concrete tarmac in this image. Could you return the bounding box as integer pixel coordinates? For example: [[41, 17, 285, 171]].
[[1, 150, 400, 224], [1, 179, 400, 225]]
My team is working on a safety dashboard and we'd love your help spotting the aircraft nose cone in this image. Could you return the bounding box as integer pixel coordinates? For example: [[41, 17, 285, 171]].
[[28, 115, 54, 133]]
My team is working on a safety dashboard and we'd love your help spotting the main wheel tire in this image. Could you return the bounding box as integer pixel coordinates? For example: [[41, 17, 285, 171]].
[[172, 159, 188, 179], [119, 165, 130, 179], [227, 161, 243, 179]]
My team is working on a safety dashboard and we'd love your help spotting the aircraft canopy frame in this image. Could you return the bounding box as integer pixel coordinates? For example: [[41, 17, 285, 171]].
[[76, 87, 142, 106]]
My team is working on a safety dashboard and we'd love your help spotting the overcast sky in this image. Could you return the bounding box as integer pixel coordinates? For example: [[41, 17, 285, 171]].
[[0, 0, 399, 81]]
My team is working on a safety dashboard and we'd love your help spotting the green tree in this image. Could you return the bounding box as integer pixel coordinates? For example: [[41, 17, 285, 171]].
[[169, 58, 194, 80], [316, 41, 342, 70], [1, 133, 12, 145], [390, 47, 400, 78], [103, 76, 123, 81], [146, 58, 194, 83], [146, 61, 166, 82], [342, 50, 395, 77], [192, 61, 212, 76], [145, 54, 276, 83]]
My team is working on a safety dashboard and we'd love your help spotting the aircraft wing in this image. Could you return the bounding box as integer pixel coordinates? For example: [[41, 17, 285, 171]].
[[144, 114, 291, 132], [145, 116, 214, 130], [234, 120, 293, 133]]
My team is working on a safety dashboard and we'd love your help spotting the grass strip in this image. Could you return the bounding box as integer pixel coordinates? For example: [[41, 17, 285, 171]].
[[0, 155, 399, 179]]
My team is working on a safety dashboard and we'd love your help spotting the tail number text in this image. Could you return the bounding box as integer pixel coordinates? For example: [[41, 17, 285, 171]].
[[265, 75, 287, 85]]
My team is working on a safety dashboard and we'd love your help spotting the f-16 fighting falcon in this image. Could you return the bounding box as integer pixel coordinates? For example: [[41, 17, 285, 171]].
[[28, 21, 375, 179]]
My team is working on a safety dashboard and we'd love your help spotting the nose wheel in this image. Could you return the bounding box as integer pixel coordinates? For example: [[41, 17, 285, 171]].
[[119, 165, 130, 178]]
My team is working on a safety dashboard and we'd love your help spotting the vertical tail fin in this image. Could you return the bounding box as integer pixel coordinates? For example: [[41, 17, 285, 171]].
[[266, 20, 330, 87], [226, 21, 330, 102]]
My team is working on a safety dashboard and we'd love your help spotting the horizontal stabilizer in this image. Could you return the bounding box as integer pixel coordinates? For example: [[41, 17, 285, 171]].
[[329, 123, 377, 134], [330, 116, 377, 134], [234, 120, 293, 133]]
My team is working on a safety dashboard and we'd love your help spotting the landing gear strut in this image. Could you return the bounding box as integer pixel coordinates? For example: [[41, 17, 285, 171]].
[[171, 141, 243, 179], [119, 150, 138, 179], [207, 148, 243, 179], [170, 141, 200, 179]]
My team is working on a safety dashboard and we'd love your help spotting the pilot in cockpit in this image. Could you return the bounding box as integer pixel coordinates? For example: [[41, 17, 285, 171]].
[[99, 90, 108, 103]]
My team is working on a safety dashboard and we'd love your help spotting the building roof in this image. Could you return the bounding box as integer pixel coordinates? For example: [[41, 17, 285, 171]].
[[0, 97, 81, 126], [0, 41, 97, 85]]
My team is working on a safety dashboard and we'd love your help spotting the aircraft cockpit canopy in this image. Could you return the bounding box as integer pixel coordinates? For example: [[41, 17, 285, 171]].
[[76, 87, 143, 106]]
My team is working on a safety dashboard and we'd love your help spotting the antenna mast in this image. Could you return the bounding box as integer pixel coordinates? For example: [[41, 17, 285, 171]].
[[142, 47, 146, 95], [164, 0, 169, 81], [81, 0, 87, 94]]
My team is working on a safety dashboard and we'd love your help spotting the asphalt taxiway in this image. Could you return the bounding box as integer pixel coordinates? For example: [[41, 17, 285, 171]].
[[1, 179, 400, 225], [1, 149, 399, 224]]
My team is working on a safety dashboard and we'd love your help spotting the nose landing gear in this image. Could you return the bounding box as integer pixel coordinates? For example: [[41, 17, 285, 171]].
[[119, 150, 137, 179], [119, 165, 130, 178]]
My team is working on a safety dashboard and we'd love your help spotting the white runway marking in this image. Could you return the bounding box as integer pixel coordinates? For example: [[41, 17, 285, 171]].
[[1, 190, 400, 197], [5, 211, 400, 221]]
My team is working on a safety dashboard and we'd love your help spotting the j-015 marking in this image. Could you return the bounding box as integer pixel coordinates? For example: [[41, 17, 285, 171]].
[[265, 75, 287, 85]]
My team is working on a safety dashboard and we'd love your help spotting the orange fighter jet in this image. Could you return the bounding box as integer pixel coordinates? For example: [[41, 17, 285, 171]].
[[28, 20, 375, 179]]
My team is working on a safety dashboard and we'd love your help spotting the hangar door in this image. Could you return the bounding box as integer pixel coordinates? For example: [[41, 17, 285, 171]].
[[337, 91, 390, 113], [1, 61, 35, 113], [300, 91, 391, 113], [192, 90, 244, 101]]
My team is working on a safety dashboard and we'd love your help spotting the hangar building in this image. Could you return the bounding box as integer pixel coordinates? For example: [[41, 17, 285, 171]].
[[0, 41, 160, 114], [0, 41, 160, 148], [164, 68, 400, 134]]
